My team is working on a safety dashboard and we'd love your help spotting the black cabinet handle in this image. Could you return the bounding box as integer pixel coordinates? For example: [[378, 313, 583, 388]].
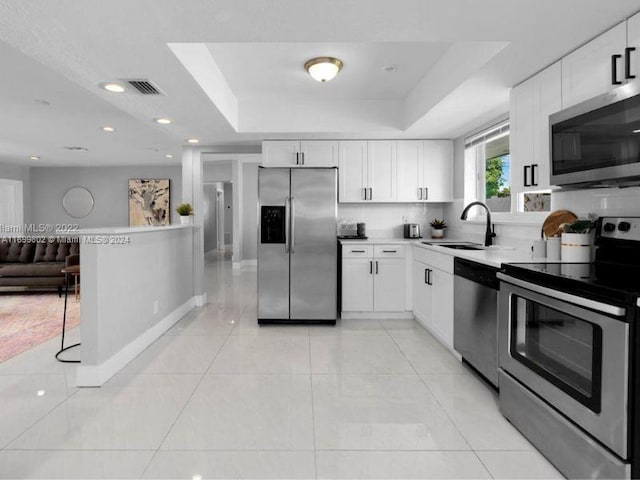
[[531, 164, 538, 187], [301, 152, 305, 165], [382, 250, 397, 253], [424, 187, 428, 200], [612, 54, 623, 85], [375, 261, 379, 274], [295, 152, 299, 165], [370, 261, 373, 274], [418, 188, 422, 200], [369, 188, 373, 200], [424, 268, 428, 284], [427, 269, 432, 285], [626, 47, 636, 79], [351, 250, 365, 253], [363, 188, 367, 200], [523, 165, 531, 187]]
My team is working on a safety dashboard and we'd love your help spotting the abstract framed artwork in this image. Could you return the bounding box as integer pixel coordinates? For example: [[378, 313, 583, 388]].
[[128, 179, 170, 226]]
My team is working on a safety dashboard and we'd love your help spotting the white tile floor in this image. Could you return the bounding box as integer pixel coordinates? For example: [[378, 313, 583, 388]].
[[0, 254, 564, 479]]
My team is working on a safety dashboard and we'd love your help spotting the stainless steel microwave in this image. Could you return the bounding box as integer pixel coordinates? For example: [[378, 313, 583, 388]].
[[550, 83, 640, 187]]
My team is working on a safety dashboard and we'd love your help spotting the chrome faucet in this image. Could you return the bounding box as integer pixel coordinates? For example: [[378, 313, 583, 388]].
[[460, 201, 496, 246]]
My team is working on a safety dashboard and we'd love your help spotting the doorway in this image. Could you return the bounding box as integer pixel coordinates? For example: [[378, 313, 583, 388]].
[[203, 181, 233, 257]]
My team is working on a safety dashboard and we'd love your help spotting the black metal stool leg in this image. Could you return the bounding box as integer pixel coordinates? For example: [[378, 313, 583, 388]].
[[55, 272, 80, 363]]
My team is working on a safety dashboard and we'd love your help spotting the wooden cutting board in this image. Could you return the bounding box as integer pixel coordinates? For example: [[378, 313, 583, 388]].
[[542, 209, 578, 238]]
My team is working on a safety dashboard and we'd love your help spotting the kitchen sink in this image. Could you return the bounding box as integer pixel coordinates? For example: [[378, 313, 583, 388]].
[[421, 241, 484, 250]]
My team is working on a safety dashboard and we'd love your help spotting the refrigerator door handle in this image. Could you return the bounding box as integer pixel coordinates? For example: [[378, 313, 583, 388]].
[[290, 196, 296, 253], [284, 196, 291, 253]]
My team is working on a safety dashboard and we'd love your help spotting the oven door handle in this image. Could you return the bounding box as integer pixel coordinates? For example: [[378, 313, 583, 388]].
[[497, 272, 626, 317]]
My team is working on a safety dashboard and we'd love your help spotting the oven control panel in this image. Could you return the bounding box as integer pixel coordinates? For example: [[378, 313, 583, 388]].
[[599, 216, 640, 241]]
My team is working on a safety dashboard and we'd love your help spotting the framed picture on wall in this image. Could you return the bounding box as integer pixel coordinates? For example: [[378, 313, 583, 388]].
[[128, 179, 170, 226]]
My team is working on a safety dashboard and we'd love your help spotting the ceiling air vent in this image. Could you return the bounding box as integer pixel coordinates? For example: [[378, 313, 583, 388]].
[[125, 79, 164, 95]]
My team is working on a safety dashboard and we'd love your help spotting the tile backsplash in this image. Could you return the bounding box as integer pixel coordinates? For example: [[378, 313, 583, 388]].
[[338, 203, 444, 239]]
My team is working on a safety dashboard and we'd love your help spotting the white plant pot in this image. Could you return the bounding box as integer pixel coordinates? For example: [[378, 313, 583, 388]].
[[179, 215, 192, 225], [561, 232, 592, 262], [431, 228, 445, 239]]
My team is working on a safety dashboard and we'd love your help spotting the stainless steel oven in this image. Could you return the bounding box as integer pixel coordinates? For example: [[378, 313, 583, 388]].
[[498, 274, 629, 458]]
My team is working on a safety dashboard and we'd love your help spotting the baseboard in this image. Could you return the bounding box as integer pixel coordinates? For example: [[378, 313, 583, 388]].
[[195, 293, 207, 307], [341, 311, 413, 320], [75, 296, 197, 387]]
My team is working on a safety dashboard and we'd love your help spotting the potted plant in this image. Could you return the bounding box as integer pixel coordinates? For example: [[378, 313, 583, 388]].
[[430, 219, 447, 239], [561, 218, 595, 262], [176, 202, 194, 225]]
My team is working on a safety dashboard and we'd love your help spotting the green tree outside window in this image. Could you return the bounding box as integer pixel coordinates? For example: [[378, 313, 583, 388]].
[[485, 154, 510, 198]]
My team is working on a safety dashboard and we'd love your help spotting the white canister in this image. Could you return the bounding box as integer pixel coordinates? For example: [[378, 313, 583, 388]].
[[531, 239, 547, 259], [561, 233, 592, 263], [546, 236, 561, 261]]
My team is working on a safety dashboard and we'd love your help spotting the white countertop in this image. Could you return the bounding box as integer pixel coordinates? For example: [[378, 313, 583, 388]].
[[339, 237, 535, 268]]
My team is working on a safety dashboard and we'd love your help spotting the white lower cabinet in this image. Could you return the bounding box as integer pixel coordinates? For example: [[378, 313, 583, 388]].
[[412, 247, 454, 350], [341, 244, 406, 314]]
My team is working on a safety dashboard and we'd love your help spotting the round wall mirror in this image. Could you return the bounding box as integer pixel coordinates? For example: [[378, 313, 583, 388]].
[[62, 186, 94, 218]]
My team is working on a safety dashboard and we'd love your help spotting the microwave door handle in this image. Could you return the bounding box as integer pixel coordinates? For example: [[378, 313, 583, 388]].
[[290, 196, 296, 253], [612, 54, 623, 85], [626, 47, 636, 79]]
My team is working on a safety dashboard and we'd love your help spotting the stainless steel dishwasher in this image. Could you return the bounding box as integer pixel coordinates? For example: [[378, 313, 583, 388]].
[[453, 257, 500, 387]]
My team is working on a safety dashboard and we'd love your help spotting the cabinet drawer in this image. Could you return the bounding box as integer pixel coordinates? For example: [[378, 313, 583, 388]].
[[374, 245, 405, 258], [413, 246, 453, 273], [342, 245, 373, 258]]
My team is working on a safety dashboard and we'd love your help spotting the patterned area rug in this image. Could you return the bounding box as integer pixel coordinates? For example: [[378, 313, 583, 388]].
[[0, 292, 80, 363]]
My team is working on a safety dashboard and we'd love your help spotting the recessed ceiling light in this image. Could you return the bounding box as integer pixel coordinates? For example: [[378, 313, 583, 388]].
[[102, 126, 115, 132], [382, 64, 399, 72], [101, 82, 126, 93], [36, 390, 46, 396], [154, 118, 172, 125], [304, 57, 343, 83], [186, 138, 199, 144], [29, 155, 40, 160], [165, 154, 174, 159]]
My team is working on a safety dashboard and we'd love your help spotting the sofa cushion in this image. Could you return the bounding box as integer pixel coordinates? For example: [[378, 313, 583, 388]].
[[0, 241, 35, 263], [33, 241, 79, 263], [0, 262, 64, 277]]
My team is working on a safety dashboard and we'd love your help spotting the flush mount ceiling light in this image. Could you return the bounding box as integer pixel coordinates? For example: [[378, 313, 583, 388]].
[[29, 155, 40, 160], [304, 57, 343, 83], [165, 154, 174, 158], [102, 126, 115, 132], [186, 138, 199, 144], [154, 117, 172, 125], [100, 82, 126, 93]]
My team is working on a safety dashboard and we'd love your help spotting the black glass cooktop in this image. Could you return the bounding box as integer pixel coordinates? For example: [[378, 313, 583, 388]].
[[501, 262, 640, 307]]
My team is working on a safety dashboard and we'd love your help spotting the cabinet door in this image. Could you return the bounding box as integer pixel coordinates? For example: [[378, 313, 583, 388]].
[[367, 140, 396, 202], [510, 78, 534, 192], [412, 260, 431, 324], [338, 141, 367, 203], [532, 61, 562, 190], [561, 22, 627, 109], [627, 12, 640, 89], [342, 258, 374, 312], [373, 258, 405, 312], [300, 141, 339, 167], [396, 140, 423, 202], [422, 140, 453, 202], [262, 141, 300, 167], [430, 268, 454, 349]]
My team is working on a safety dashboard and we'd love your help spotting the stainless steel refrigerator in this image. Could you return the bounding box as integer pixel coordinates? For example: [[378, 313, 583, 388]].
[[258, 167, 337, 324]]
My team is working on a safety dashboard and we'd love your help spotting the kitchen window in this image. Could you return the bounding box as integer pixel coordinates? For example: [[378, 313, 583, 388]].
[[464, 120, 511, 214]]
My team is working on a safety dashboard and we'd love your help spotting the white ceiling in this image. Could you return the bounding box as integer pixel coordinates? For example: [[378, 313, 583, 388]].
[[0, 0, 639, 166]]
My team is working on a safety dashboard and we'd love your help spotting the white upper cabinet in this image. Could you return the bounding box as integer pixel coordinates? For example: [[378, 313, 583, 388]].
[[396, 140, 453, 203], [338, 141, 368, 203], [510, 61, 561, 193], [367, 140, 397, 202], [262, 140, 338, 167], [300, 141, 339, 167], [396, 140, 423, 202], [262, 140, 301, 167], [561, 21, 627, 109], [422, 140, 453, 202]]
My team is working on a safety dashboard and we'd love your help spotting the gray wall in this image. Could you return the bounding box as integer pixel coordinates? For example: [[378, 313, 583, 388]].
[[0, 162, 30, 223], [30, 166, 182, 228], [242, 163, 259, 260], [204, 161, 232, 182]]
